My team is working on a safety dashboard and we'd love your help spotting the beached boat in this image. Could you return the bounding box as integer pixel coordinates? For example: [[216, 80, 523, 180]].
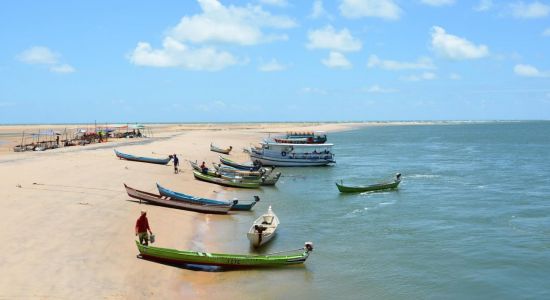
[[156, 183, 259, 211], [212, 163, 281, 186], [210, 143, 232, 154], [115, 149, 172, 165], [336, 174, 402, 193], [136, 240, 314, 267], [193, 170, 261, 189], [189, 160, 218, 177], [220, 156, 262, 171], [249, 141, 335, 167], [123, 184, 234, 214], [247, 206, 279, 247]]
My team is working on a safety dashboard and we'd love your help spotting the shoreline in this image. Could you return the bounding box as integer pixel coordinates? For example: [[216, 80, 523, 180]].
[[0, 122, 363, 299]]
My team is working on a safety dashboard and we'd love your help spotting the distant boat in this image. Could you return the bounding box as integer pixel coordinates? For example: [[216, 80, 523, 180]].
[[156, 183, 259, 211], [193, 170, 261, 189], [336, 173, 402, 193], [136, 240, 314, 267], [247, 206, 279, 247], [220, 156, 262, 171], [123, 184, 233, 214], [210, 143, 232, 154], [115, 149, 171, 165]]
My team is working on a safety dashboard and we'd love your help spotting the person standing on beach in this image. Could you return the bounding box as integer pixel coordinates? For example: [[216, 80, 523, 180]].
[[173, 154, 179, 174], [135, 210, 152, 246]]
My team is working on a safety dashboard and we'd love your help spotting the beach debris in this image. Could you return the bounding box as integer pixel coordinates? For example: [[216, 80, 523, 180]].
[[16, 184, 22, 188], [78, 202, 89, 206]]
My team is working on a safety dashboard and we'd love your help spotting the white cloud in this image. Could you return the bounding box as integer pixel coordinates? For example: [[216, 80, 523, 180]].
[[50, 64, 75, 73], [300, 87, 328, 95], [402, 72, 437, 81], [169, 0, 296, 46], [307, 26, 362, 52], [260, 0, 288, 6], [259, 59, 287, 72], [449, 73, 462, 80], [474, 0, 493, 11], [510, 1, 550, 18], [17, 46, 58, 64], [322, 51, 352, 69], [431, 26, 489, 60], [339, 0, 402, 20], [514, 64, 549, 77], [542, 27, 550, 36], [129, 37, 237, 71], [310, 0, 329, 19], [364, 85, 398, 93], [421, 0, 455, 7], [17, 46, 76, 73], [367, 55, 436, 70]]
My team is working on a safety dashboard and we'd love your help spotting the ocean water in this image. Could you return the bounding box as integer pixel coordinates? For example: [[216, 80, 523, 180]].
[[196, 122, 550, 299]]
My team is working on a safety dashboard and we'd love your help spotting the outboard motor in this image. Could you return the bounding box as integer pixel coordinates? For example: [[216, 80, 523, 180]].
[[305, 242, 314, 252], [253, 196, 260, 202]]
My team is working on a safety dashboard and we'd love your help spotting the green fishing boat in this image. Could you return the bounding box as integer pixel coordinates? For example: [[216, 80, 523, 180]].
[[193, 170, 261, 189], [336, 173, 402, 193], [136, 241, 314, 267]]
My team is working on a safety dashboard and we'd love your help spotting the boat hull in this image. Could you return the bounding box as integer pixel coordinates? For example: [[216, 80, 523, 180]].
[[157, 183, 258, 211], [136, 241, 310, 267], [336, 180, 401, 193], [115, 149, 171, 165], [193, 170, 261, 189], [124, 184, 232, 214], [249, 153, 334, 166]]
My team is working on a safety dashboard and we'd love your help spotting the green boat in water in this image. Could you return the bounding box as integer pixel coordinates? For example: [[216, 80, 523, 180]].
[[336, 173, 402, 193], [136, 240, 314, 267], [193, 170, 261, 189]]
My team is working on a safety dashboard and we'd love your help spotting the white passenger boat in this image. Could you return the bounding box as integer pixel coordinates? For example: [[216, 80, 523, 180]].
[[249, 140, 335, 166]]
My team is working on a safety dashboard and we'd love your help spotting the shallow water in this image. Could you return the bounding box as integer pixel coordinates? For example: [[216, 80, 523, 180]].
[[191, 122, 550, 299]]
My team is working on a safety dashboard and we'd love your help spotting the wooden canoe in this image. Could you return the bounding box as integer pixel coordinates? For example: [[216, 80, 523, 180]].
[[210, 144, 232, 154], [220, 156, 262, 171], [335, 179, 401, 193], [193, 170, 261, 189], [247, 206, 279, 247], [123, 184, 233, 214], [136, 240, 313, 267], [115, 149, 171, 165], [156, 183, 259, 211]]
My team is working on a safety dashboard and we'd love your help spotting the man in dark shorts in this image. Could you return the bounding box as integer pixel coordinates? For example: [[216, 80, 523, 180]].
[[173, 154, 179, 174]]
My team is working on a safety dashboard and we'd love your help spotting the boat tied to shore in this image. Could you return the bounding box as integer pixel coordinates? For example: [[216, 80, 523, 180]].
[[212, 162, 281, 186], [193, 170, 261, 189], [156, 183, 259, 211], [247, 206, 279, 247], [210, 143, 232, 154], [136, 240, 314, 267], [219, 156, 263, 171], [115, 149, 172, 165], [124, 184, 234, 214], [336, 173, 402, 193], [248, 141, 335, 167]]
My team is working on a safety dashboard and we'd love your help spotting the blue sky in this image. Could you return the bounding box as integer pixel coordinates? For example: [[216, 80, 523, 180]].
[[1, 0, 549, 123]]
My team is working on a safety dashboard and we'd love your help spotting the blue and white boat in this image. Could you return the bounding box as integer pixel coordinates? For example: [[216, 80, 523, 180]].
[[156, 183, 259, 211], [114, 149, 172, 165], [249, 141, 335, 167]]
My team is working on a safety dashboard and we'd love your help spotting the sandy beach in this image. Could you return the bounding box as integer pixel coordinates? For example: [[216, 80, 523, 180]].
[[0, 122, 365, 299]]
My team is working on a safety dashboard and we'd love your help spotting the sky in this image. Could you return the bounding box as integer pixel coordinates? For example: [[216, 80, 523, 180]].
[[1, 0, 549, 123]]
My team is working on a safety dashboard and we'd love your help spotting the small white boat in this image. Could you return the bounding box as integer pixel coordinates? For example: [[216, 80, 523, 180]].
[[247, 206, 279, 247]]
